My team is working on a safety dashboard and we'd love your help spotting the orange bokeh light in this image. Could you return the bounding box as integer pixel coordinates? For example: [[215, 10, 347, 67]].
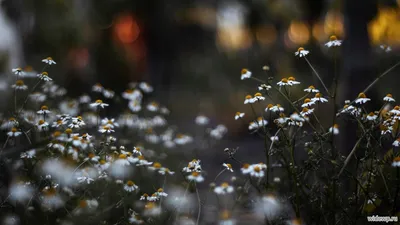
[[113, 13, 140, 44], [288, 21, 310, 45]]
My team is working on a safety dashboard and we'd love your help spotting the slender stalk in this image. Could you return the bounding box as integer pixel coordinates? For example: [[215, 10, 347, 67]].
[[304, 56, 330, 96], [195, 183, 201, 225]]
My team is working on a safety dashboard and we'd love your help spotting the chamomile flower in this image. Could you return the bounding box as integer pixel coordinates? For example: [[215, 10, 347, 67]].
[[303, 85, 319, 93], [29, 92, 47, 103], [138, 82, 153, 93], [90, 99, 109, 108], [383, 94, 395, 102], [277, 78, 289, 86], [390, 106, 400, 115], [148, 162, 163, 171], [294, 47, 309, 57], [355, 92, 370, 104], [102, 89, 115, 99], [7, 127, 22, 137], [300, 107, 314, 117], [158, 167, 175, 175], [329, 124, 339, 135], [253, 92, 265, 102], [92, 83, 103, 93], [366, 112, 377, 121], [135, 155, 153, 166], [174, 134, 193, 145], [42, 57, 56, 65], [267, 104, 284, 113], [37, 72, 52, 81], [140, 193, 149, 201], [1, 117, 18, 130], [311, 93, 328, 103], [97, 159, 110, 171], [12, 80, 28, 90], [195, 114, 210, 125], [258, 84, 271, 91], [101, 118, 119, 128], [241, 164, 252, 174], [85, 153, 100, 163], [124, 180, 139, 192], [234, 112, 245, 120], [37, 105, 51, 115], [129, 211, 144, 224], [12, 67, 24, 76], [325, 35, 342, 48], [36, 120, 49, 130], [183, 159, 202, 173], [147, 193, 159, 202], [287, 77, 300, 85], [156, 188, 168, 197], [240, 68, 252, 80], [380, 44, 392, 53], [250, 164, 265, 178], [122, 89, 143, 101], [114, 154, 131, 166], [301, 98, 315, 108], [128, 100, 142, 112], [393, 138, 400, 147], [187, 172, 204, 183], [270, 136, 279, 142], [244, 95, 255, 104], [214, 182, 234, 195], [147, 102, 159, 112], [79, 94, 91, 104], [98, 125, 114, 133], [23, 66, 37, 77], [223, 163, 233, 172], [20, 149, 36, 159], [392, 157, 400, 167]]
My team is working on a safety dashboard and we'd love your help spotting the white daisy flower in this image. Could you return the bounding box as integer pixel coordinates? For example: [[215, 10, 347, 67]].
[[303, 85, 319, 93], [390, 106, 400, 115], [42, 57, 56, 65], [1, 117, 18, 130], [277, 78, 289, 86], [12, 80, 28, 90], [182, 159, 202, 173], [122, 89, 143, 101], [287, 77, 300, 85], [147, 193, 159, 202], [102, 89, 115, 99], [380, 44, 392, 53], [270, 136, 279, 142], [98, 126, 115, 133], [146, 102, 159, 112], [214, 182, 234, 195], [354, 93, 370, 104], [129, 212, 144, 224], [325, 35, 342, 48], [300, 107, 314, 117], [156, 188, 168, 197], [195, 114, 210, 125], [329, 124, 339, 135], [234, 112, 245, 120], [393, 138, 400, 147], [124, 180, 139, 192], [250, 164, 265, 178], [258, 84, 271, 91], [174, 134, 193, 145], [244, 95, 255, 104], [37, 72, 52, 81], [392, 157, 400, 167], [311, 93, 328, 103], [240, 68, 252, 80], [253, 92, 265, 102], [77, 176, 94, 184], [90, 99, 109, 108], [140, 193, 149, 201], [92, 83, 104, 93], [223, 163, 233, 172], [383, 94, 395, 102], [187, 172, 204, 183], [12, 67, 24, 76], [79, 94, 91, 104], [366, 112, 377, 121], [114, 154, 131, 166], [20, 149, 36, 159], [101, 118, 119, 128], [241, 164, 252, 174], [267, 104, 284, 113], [128, 100, 142, 112], [138, 82, 153, 93], [301, 98, 315, 108], [36, 120, 49, 130], [29, 92, 47, 103], [37, 105, 51, 115], [294, 47, 309, 57], [158, 167, 175, 175]]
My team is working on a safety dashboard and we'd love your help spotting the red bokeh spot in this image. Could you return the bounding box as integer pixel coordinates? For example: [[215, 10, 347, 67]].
[[113, 13, 140, 44]]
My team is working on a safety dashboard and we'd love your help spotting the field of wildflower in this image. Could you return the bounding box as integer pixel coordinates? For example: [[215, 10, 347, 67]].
[[0, 35, 399, 225]]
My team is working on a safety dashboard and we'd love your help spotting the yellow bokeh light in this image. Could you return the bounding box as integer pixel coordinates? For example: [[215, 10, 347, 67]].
[[255, 24, 277, 46], [312, 21, 326, 42], [288, 21, 310, 45], [368, 7, 400, 45], [216, 27, 252, 51], [324, 11, 344, 38]]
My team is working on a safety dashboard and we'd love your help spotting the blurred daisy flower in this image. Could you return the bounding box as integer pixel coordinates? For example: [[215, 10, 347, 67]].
[[37, 105, 51, 115], [12, 80, 28, 90], [234, 112, 245, 120], [92, 83, 104, 93], [329, 124, 339, 135], [223, 163, 233, 172], [392, 157, 400, 167], [124, 180, 139, 192], [42, 57, 56, 65], [380, 44, 392, 53], [294, 47, 309, 57], [303, 85, 319, 93], [311, 93, 328, 103], [37, 72, 52, 81], [7, 127, 22, 137], [355, 92, 370, 104], [12, 67, 24, 76], [241, 68, 252, 80], [214, 182, 234, 195], [90, 99, 109, 108], [187, 172, 204, 183], [138, 82, 153, 93], [195, 114, 209, 125], [258, 84, 271, 91], [325, 35, 342, 48], [383, 94, 395, 102]]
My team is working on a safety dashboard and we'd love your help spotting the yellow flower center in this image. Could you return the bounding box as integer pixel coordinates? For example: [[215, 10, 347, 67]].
[[302, 108, 309, 113], [288, 76, 295, 81], [221, 182, 229, 188], [41, 105, 48, 110], [368, 112, 375, 116], [95, 99, 103, 104], [315, 93, 321, 98], [16, 80, 24, 86], [43, 187, 57, 196], [119, 154, 127, 159], [386, 94, 393, 98], [127, 180, 135, 186], [79, 200, 87, 208], [308, 85, 315, 89], [333, 124, 339, 128], [243, 163, 250, 169], [157, 188, 164, 192], [225, 163, 232, 169], [65, 128, 73, 134], [267, 104, 273, 109], [41, 72, 48, 76], [254, 92, 262, 97], [46, 57, 53, 60], [11, 127, 17, 132], [73, 136, 79, 140], [9, 117, 15, 121], [281, 78, 288, 83], [99, 159, 106, 165], [254, 166, 261, 172], [358, 92, 366, 98], [153, 162, 162, 168], [394, 157, 400, 162], [245, 95, 252, 99], [53, 131, 61, 137], [304, 98, 311, 103], [297, 47, 304, 52], [220, 210, 231, 220], [235, 112, 242, 116], [88, 153, 95, 158], [395, 106, 400, 110], [241, 68, 248, 74], [330, 35, 337, 41], [191, 172, 199, 177], [25, 66, 33, 71], [176, 133, 184, 138], [38, 120, 45, 125]]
